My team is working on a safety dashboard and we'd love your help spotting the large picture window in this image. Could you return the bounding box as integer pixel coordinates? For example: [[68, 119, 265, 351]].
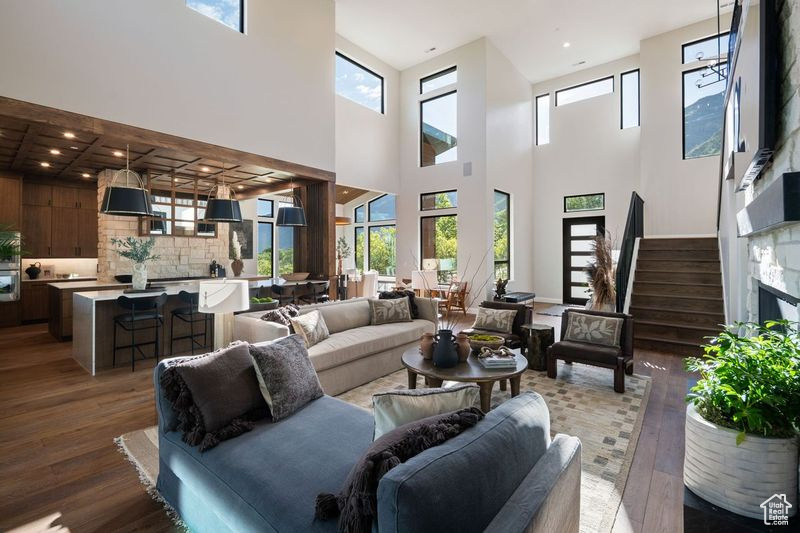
[[354, 226, 365, 272], [420, 66, 457, 94], [555, 76, 614, 107], [335, 52, 384, 114], [368, 226, 396, 276], [420, 190, 457, 211], [682, 33, 730, 64], [368, 194, 396, 222], [352, 195, 396, 277], [257, 221, 273, 277], [683, 65, 726, 159], [420, 91, 457, 167], [564, 193, 605, 213], [494, 191, 511, 280], [186, 0, 244, 32], [421, 215, 457, 282], [277, 202, 295, 275]]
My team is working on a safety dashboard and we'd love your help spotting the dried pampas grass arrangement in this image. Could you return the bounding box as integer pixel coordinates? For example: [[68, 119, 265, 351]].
[[586, 234, 616, 310]]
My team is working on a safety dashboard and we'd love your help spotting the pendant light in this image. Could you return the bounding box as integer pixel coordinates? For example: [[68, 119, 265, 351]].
[[276, 178, 307, 227], [204, 163, 243, 223], [100, 144, 154, 217]]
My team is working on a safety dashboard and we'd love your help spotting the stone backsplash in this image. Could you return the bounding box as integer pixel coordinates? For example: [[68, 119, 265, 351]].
[[96, 170, 229, 282], [746, 0, 800, 320]]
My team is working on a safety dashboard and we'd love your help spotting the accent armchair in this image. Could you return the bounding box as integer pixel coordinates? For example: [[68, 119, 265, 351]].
[[462, 300, 532, 355], [547, 309, 634, 393]]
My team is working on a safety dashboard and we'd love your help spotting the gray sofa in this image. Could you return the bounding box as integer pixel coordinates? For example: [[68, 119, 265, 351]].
[[234, 297, 438, 395], [154, 357, 582, 533]]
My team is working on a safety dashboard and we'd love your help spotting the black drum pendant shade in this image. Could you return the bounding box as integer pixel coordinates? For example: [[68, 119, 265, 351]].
[[100, 145, 154, 217], [205, 197, 243, 222], [276, 204, 307, 226]]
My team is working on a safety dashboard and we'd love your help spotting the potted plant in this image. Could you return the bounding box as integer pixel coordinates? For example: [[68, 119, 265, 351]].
[[0, 225, 24, 261], [585, 234, 616, 312], [111, 237, 160, 291], [230, 231, 244, 277], [683, 321, 799, 519], [336, 236, 351, 276]]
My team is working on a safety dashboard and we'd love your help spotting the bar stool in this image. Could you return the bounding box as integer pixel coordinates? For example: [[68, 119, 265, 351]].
[[272, 284, 296, 305], [113, 293, 168, 372], [300, 281, 330, 304], [170, 290, 211, 356]]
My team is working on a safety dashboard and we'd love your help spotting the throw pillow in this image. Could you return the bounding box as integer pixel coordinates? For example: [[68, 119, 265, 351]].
[[372, 384, 480, 440], [563, 312, 623, 348], [473, 306, 517, 334], [289, 310, 330, 348], [378, 289, 420, 319], [249, 335, 324, 421], [260, 303, 302, 327], [314, 407, 485, 533], [368, 298, 412, 325], [160, 341, 268, 451]]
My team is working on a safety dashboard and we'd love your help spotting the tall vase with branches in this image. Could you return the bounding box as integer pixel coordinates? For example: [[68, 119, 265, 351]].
[[336, 236, 351, 276], [586, 233, 616, 312], [111, 237, 160, 290]]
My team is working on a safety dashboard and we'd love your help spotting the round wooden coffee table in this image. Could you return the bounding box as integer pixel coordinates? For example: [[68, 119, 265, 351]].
[[401, 347, 528, 412]]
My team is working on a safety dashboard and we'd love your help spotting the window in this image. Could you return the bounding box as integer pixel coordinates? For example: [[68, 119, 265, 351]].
[[354, 205, 365, 223], [257, 199, 273, 217], [555, 76, 614, 107], [142, 178, 216, 238], [354, 227, 365, 272], [368, 194, 396, 222], [335, 52, 384, 114], [494, 191, 511, 280], [564, 193, 605, 213], [535, 94, 550, 146], [421, 91, 457, 167], [621, 69, 640, 129], [682, 32, 730, 64], [257, 221, 273, 277], [420, 190, 457, 211], [420, 66, 457, 94], [186, 0, 244, 32], [277, 202, 294, 275], [683, 65, 726, 159], [421, 215, 458, 282], [368, 226, 396, 276]]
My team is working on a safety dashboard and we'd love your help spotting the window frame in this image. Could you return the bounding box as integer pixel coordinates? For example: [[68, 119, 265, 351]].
[[535, 93, 551, 146], [367, 224, 397, 276], [493, 190, 511, 280], [256, 220, 274, 277], [335, 51, 385, 114], [681, 31, 730, 65], [555, 75, 615, 107], [681, 63, 726, 160], [420, 89, 458, 167], [564, 193, 606, 213], [186, 0, 245, 33], [419, 213, 458, 282], [420, 190, 458, 211], [354, 226, 365, 272], [419, 66, 457, 95], [367, 193, 396, 222], [620, 69, 641, 129]]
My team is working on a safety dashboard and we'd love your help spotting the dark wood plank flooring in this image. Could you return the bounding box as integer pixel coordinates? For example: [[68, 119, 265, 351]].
[[0, 306, 690, 532]]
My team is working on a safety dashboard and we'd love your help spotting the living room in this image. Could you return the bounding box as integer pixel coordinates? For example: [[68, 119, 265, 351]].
[[0, 1, 798, 532]]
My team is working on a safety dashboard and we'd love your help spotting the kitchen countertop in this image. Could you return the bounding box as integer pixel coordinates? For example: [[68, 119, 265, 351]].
[[23, 276, 97, 283], [48, 275, 276, 290]]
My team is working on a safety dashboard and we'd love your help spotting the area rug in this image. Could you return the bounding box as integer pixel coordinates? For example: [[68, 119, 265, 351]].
[[536, 303, 584, 316], [117, 364, 649, 533]]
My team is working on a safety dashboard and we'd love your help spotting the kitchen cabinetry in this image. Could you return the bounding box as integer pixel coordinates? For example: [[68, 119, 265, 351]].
[[21, 281, 49, 322], [0, 173, 22, 229], [21, 182, 98, 258]]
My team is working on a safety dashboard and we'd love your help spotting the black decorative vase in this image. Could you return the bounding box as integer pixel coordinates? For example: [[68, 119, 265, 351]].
[[433, 329, 459, 368]]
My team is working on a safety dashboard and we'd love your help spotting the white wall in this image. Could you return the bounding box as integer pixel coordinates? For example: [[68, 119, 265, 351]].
[[639, 16, 730, 235], [335, 36, 400, 193], [486, 40, 534, 296], [0, 0, 335, 172], [531, 56, 641, 302], [396, 39, 489, 292]]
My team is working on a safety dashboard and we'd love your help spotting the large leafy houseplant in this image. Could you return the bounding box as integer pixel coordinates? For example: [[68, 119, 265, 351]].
[[110, 237, 160, 264], [685, 320, 800, 444], [0, 225, 24, 260]]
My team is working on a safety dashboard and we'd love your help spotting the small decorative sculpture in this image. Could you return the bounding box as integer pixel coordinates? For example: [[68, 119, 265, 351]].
[[495, 278, 509, 299]]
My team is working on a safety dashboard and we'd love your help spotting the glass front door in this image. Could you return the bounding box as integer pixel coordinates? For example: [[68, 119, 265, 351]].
[[562, 216, 605, 305]]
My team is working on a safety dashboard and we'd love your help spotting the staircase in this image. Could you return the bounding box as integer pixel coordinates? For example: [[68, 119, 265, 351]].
[[629, 237, 725, 356]]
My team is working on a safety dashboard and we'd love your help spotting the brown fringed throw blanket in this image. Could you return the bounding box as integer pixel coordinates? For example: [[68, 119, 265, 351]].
[[315, 407, 484, 533]]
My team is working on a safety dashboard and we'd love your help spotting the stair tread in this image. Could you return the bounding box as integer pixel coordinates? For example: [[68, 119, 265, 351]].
[[634, 281, 721, 287], [637, 258, 720, 263], [635, 320, 721, 332], [635, 269, 720, 273], [633, 293, 723, 301], [629, 305, 725, 317], [633, 335, 704, 347]]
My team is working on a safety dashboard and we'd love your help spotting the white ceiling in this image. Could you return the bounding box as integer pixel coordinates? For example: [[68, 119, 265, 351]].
[[335, 0, 723, 83]]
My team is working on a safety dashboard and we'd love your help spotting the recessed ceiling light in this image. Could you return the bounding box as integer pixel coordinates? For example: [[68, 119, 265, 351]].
[[112, 150, 123, 157], [237, 185, 244, 189], [50, 149, 61, 155], [425, 47, 437, 53], [63, 132, 75, 139], [201, 166, 210, 172], [82, 172, 91, 178], [563, 42, 571, 48], [70, 146, 79, 150], [40, 162, 50, 167]]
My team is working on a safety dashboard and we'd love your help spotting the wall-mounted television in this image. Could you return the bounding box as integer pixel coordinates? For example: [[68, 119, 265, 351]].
[[720, 0, 778, 191]]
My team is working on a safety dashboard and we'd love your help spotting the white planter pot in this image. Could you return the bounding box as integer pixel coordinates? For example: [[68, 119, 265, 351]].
[[684, 402, 799, 520], [132, 263, 148, 291]]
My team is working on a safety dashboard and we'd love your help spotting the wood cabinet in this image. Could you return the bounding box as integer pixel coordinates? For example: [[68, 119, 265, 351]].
[[21, 205, 52, 257], [21, 182, 98, 258], [22, 281, 49, 322], [0, 173, 22, 229]]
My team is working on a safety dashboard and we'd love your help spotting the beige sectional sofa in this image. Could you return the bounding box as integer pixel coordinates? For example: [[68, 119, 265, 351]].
[[234, 297, 437, 395]]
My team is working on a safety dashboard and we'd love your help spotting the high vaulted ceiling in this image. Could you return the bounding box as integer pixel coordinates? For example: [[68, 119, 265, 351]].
[[335, 0, 725, 83]]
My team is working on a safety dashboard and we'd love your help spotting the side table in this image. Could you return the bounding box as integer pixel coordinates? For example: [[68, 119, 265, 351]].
[[522, 323, 554, 371]]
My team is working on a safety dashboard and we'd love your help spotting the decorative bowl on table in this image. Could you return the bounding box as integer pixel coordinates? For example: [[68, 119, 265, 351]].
[[282, 272, 310, 281], [467, 334, 505, 353], [247, 297, 279, 313]]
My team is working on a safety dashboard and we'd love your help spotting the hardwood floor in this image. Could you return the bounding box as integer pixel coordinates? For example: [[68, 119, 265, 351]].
[[0, 307, 691, 533]]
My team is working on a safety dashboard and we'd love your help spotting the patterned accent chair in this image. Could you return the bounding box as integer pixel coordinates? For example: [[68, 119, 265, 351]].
[[547, 309, 634, 393], [462, 301, 531, 355]]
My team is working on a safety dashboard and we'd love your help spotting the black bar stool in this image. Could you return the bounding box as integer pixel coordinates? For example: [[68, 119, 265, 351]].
[[170, 290, 211, 356], [272, 284, 296, 305], [113, 293, 168, 372], [300, 281, 330, 304]]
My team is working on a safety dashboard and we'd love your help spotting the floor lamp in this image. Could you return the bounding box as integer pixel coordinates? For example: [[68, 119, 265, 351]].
[[198, 279, 250, 349]]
